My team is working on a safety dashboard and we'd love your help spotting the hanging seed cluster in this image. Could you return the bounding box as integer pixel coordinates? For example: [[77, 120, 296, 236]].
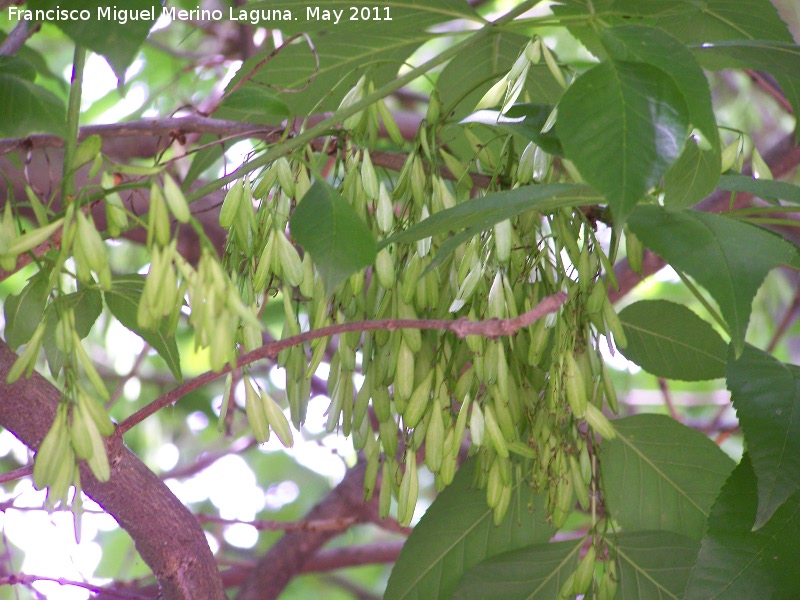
[[213, 66, 628, 538], [206, 39, 629, 595]]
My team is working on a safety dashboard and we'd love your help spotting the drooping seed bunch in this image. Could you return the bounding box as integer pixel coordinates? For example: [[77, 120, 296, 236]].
[[211, 40, 631, 594]]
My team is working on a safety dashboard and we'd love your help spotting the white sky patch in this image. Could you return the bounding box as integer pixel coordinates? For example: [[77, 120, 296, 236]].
[[224, 522, 259, 548], [599, 335, 641, 374], [123, 376, 142, 401], [106, 319, 145, 375], [264, 480, 299, 510], [220, 140, 256, 178], [155, 443, 180, 472], [186, 411, 210, 432]]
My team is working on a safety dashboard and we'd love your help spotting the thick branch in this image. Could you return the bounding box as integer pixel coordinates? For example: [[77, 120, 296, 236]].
[[0, 342, 225, 600], [235, 460, 378, 600]]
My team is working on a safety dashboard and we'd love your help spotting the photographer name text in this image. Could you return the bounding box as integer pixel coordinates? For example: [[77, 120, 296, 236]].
[[8, 5, 393, 26]]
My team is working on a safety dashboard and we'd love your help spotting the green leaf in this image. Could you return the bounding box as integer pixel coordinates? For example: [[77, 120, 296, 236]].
[[601, 414, 736, 539], [612, 531, 700, 599], [380, 183, 601, 249], [618, 300, 728, 381], [461, 104, 564, 156], [726, 344, 800, 528], [600, 25, 721, 207], [42, 288, 103, 377], [449, 539, 582, 600], [0, 56, 37, 81], [691, 40, 800, 131], [4, 271, 51, 351], [104, 275, 182, 381], [27, 0, 159, 80], [609, 0, 792, 45], [0, 74, 66, 137], [602, 25, 719, 154], [290, 181, 376, 293], [182, 136, 224, 189], [247, 0, 477, 35], [229, 0, 477, 116], [556, 60, 690, 225], [664, 139, 722, 208], [717, 174, 800, 205], [627, 205, 799, 356], [691, 41, 800, 77], [214, 86, 290, 124], [384, 458, 555, 600], [684, 454, 800, 599]]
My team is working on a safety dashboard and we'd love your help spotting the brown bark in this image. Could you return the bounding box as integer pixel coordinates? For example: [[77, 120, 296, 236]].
[[0, 342, 226, 600]]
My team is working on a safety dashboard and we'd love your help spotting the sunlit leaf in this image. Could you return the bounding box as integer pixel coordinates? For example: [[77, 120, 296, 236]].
[[613, 0, 792, 45], [385, 458, 555, 600], [601, 414, 736, 539], [627, 205, 799, 356], [618, 300, 728, 381], [104, 275, 182, 381], [290, 181, 376, 293], [726, 344, 800, 528], [602, 25, 718, 154], [4, 270, 50, 351], [685, 454, 800, 599]]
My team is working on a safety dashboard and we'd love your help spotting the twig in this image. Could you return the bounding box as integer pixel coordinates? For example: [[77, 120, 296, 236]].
[[322, 574, 381, 600], [197, 513, 360, 533], [0, 573, 147, 599], [0, 116, 285, 155], [0, 464, 32, 486], [300, 541, 404, 573], [0, 21, 40, 56], [657, 378, 680, 422], [746, 70, 794, 114], [160, 436, 257, 480], [767, 286, 800, 353], [117, 292, 566, 435]]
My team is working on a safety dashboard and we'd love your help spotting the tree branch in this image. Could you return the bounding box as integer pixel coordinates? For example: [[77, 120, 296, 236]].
[[117, 292, 568, 434], [0, 21, 39, 56], [234, 459, 379, 600]]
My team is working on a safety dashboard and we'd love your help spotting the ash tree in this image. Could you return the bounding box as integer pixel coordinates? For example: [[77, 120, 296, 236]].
[[1, 0, 800, 598]]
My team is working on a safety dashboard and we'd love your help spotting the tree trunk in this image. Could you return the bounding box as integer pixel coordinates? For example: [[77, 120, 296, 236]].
[[0, 342, 226, 600]]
